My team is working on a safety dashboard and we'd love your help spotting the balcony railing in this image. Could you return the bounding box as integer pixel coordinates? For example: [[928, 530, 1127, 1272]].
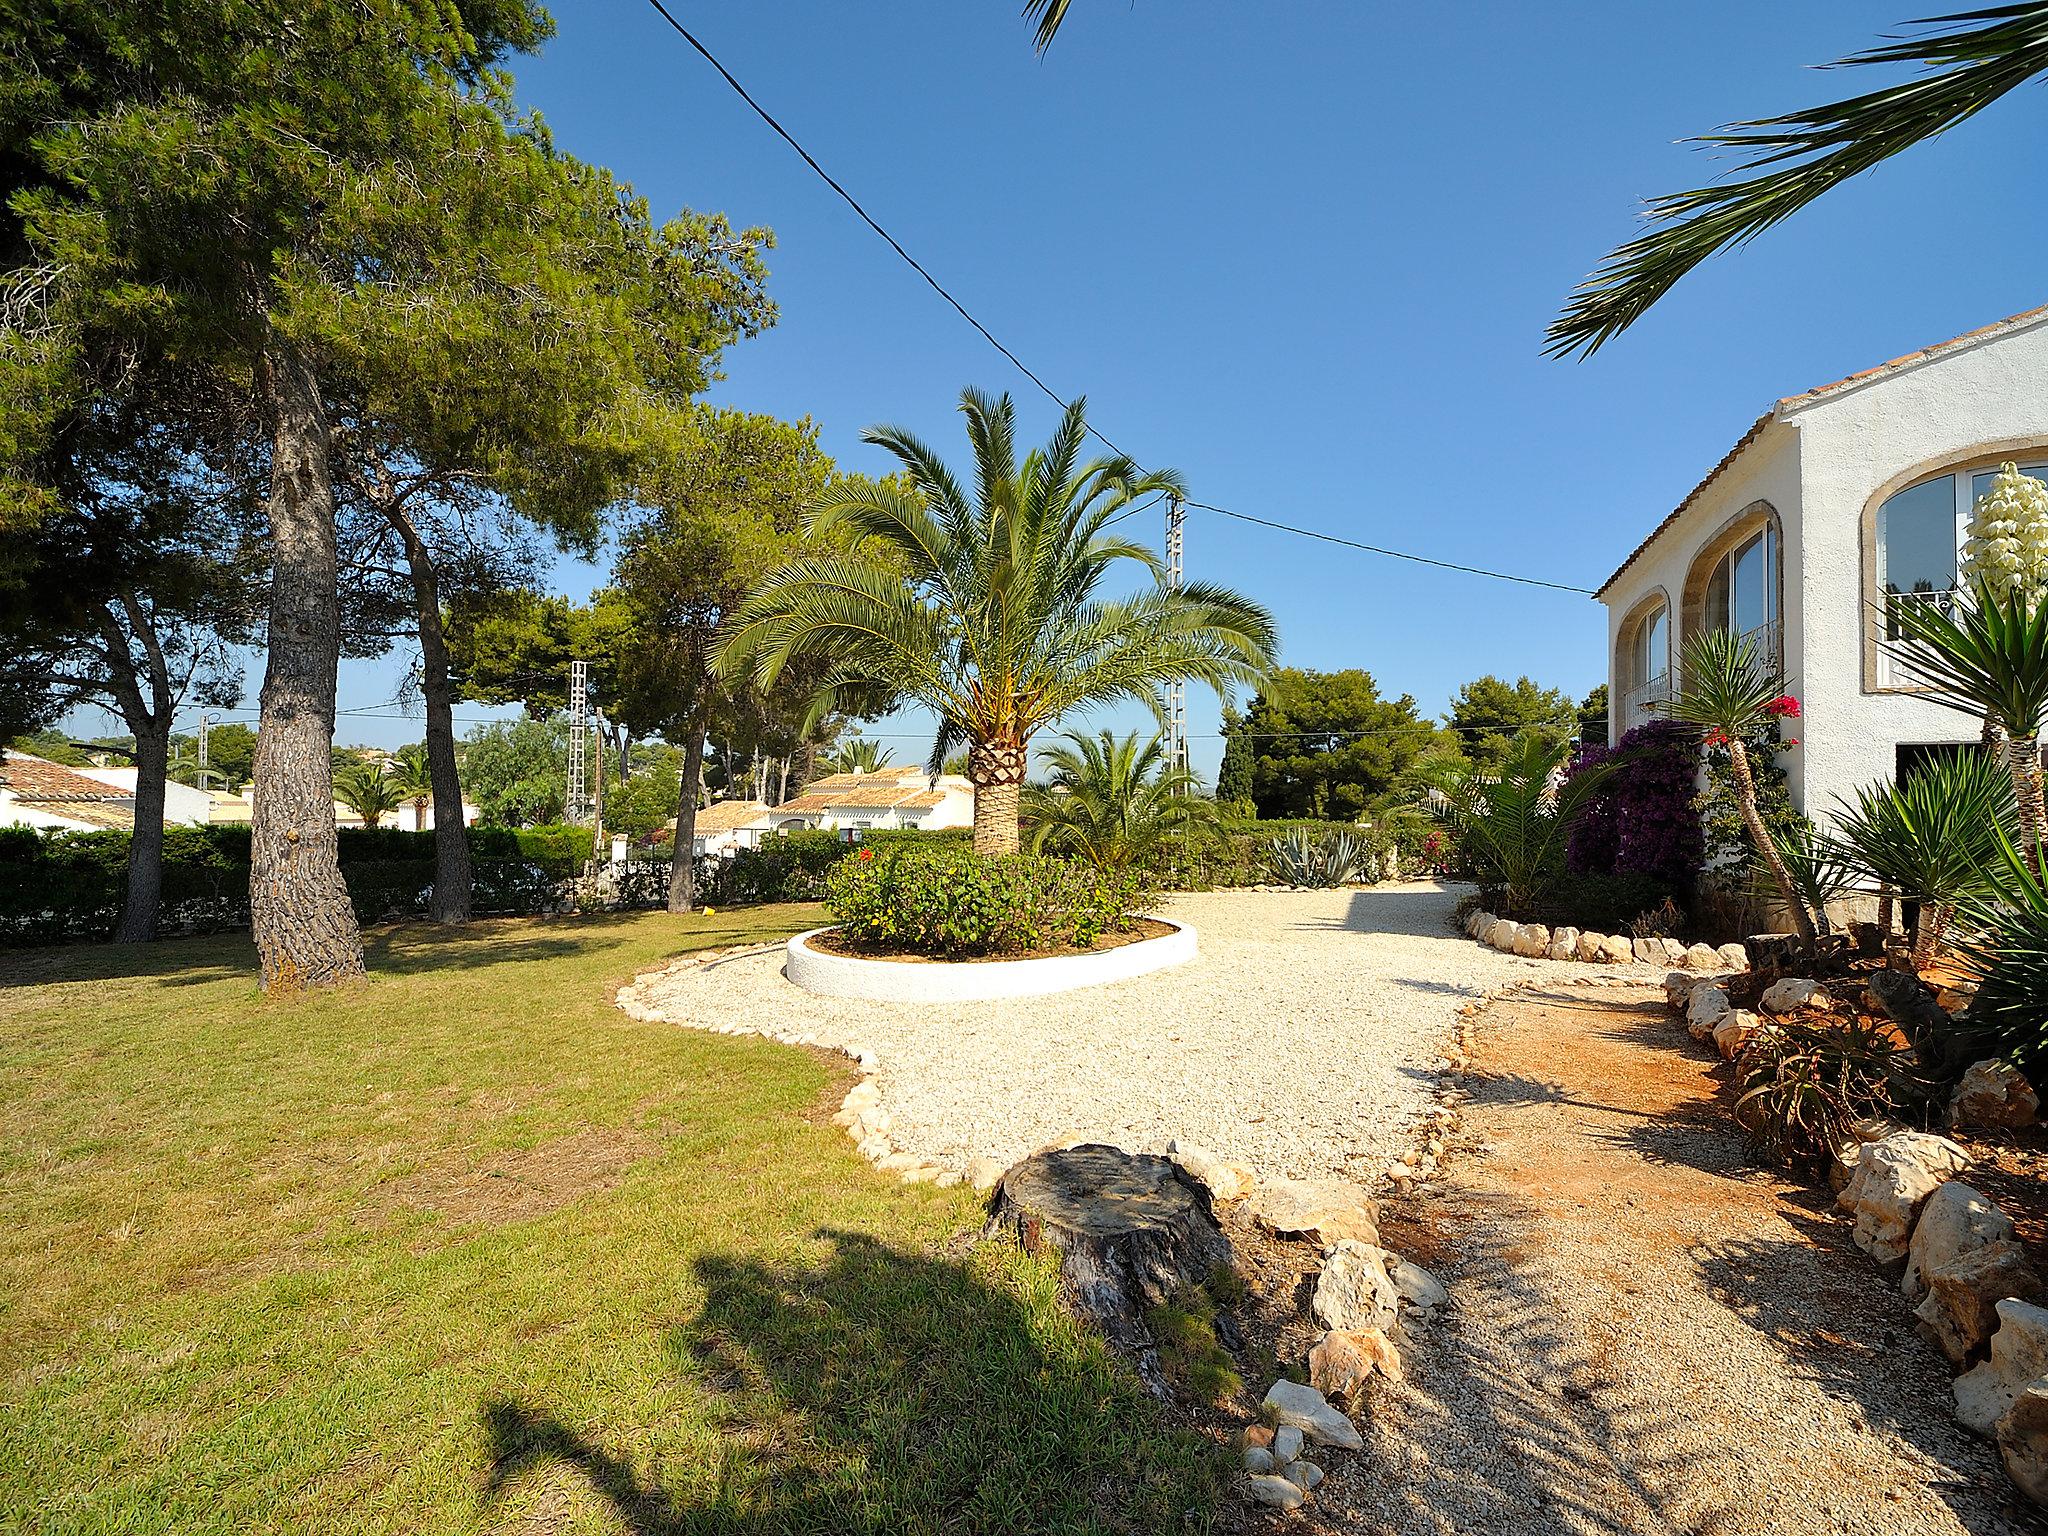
[[1618, 672, 1672, 733], [1877, 589, 1958, 688]]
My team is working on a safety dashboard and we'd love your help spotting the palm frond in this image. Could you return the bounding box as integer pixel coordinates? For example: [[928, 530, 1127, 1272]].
[[1548, 5, 2048, 358], [1882, 580, 2048, 735], [1023, 0, 1075, 54]]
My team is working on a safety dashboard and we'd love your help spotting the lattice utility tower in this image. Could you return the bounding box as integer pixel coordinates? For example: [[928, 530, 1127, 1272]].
[[1164, 495, 1188, 779], [566, 659, 591, 824]]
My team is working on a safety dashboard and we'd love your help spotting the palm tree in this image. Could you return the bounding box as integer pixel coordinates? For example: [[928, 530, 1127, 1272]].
[[1662, 629, 1814, 940], [1830, 750, 2017, 968], [334, 761, 407, 830], [718, 389, 1277, 856], [1884, 583, 2048, 857], [391, 744, 435, 830], [1437, 731, 1619, 918], [1023, 729, 1215, 870], [824, 738, 893, 775], [1549, 6, 2048, 357], [1023, 0, 1075, 52]]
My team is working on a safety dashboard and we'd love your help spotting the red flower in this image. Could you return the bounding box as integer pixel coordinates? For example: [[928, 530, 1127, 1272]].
[[858, 846, 874, 861], [1780, 738, 1800, 749], [1763, 695, 1802, 719], [1704, 728, 1731, 748]]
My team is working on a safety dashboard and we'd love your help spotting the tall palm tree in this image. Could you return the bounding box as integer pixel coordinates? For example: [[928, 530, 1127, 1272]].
[[1830, 750, 2017, 968], [1884, 582, 2048, 856], [718, 389, 1277, 856], [1550, 6, 2048, 358], [334, 761, 406, 830], [1023, 729, 1214, 870], [1663, 629, 1814, 940]]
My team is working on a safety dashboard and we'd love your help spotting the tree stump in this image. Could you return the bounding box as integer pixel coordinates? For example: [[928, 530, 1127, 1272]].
[[985, 1143, 1234, 1397]]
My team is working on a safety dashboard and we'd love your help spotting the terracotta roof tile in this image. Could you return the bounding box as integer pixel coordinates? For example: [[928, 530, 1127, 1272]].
[[1, 754, 132, 804], [693, 799, 773, 833], [1596, 304, 2048, 601]]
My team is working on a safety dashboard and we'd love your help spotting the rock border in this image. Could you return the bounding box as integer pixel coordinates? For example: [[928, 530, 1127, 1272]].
[[783, 918, 1198, 1003], [1458, 907, 1749, 975]]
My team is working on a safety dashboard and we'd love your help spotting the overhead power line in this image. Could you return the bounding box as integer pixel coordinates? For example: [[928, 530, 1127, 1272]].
[[637, 1, 1593, 598]]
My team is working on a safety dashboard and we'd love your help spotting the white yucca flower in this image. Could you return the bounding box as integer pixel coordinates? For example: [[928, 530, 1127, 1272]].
[[1962, 462, 2048, 608]]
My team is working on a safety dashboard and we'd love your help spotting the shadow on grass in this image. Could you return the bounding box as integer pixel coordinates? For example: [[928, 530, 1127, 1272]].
[[0, 931, 255, 990], [480, 1229, 1225, 1534]]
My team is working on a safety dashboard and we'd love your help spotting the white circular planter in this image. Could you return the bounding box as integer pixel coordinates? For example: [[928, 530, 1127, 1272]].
[[784, 919, 1197, 1003]]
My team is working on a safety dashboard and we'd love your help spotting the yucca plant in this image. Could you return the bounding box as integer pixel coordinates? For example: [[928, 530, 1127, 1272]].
[[718, 389, 1277, 856], [1261, 826, 1376, 889], [1023, 729, 1215, 871], [1437, 730, 1620, 917], [1829, 749, 2017, 969], [1772, 818, 1857, 938], [1661, 628, 1813, 939], [1957, 830, 2048, 1074], [1883, 579, 2048, 858]]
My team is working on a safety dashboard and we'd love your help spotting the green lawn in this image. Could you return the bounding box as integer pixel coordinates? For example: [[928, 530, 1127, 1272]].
[[0, 910, 1223, 1535]]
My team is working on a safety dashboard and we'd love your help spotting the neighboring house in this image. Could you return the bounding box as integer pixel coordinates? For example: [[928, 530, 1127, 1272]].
[[73, 767, 213, 826], [769, 765, 976, 834], [0, 753, 135, 832], [688, 799, 776, 857], [387, 799, 481, 833], [1599, 305, 2048, 819]]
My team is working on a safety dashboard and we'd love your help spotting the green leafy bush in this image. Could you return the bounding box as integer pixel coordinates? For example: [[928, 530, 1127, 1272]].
[[1959, 834, 2048, 1073], [1527, 871, 1678, 933], [724, 830, 851, 904], [825, 848, 1146, 957]]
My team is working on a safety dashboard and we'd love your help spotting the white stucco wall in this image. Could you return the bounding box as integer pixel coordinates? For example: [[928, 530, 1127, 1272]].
[[1784, 315, 2048, 819], [75, 767, 211, 826], [1602, 311, 2048, 820]]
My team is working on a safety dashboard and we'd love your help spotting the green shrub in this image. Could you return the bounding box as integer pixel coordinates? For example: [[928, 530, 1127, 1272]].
[[1526, 871, 1679, 933], [724, 829, 850, 904], [825, 848, 1146, 957]]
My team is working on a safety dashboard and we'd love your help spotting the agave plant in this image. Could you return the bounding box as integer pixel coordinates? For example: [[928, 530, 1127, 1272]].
[[1829, 749, 2017, 969], [1957, 830, 2048, 1074], [1436, 730, 1620, 917], [1023, 729, 1215, 871], [1883, 580, 2048, 857], [1261, 827, 1377, 889], [1734, 1015, 1927, 1169]]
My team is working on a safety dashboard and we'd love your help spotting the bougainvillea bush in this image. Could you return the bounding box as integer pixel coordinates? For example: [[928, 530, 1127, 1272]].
[[1564, 721, 1705, 890]]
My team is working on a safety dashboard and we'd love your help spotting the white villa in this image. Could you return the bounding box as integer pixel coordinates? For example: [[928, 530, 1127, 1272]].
[[1600, 305, 2048, 817], [688, 764, 976, 856]]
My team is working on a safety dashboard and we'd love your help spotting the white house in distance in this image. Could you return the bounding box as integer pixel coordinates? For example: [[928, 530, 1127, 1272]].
[[1600, 305, 2048, 818], [687, 765, 976, 856], [72, 766, 213, 826], [0, 754, 138, 832]]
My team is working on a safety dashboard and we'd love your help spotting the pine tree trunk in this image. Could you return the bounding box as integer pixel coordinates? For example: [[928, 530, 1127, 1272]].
[[668, 718, 708, 914], [249, 342, 364, 991], [1728, 738, 1814, 942], [970, 739, 1026, 856], [390, 519, 472, 924], [114, 723, 170, 943], [2008, 734, 2046, 862]]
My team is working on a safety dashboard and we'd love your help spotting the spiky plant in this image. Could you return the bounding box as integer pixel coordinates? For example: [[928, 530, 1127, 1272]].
[[824, 737, 893, 775], [1550, 6, 2048, 357], [1437, 730, 1620, 917], [718, 389, 1277, 856], [1957, 830, 2048, 1072], [1773, 819, 1857, 938], [1023, 729, 1214, 871], [1261, 826, 1377, 889], [1883, 580, 2048, 856], [1829, 750, 2017, 969], [1661, 629, 1813, 939]]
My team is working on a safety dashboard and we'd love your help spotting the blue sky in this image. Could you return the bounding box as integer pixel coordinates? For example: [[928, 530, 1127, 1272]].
[[76, 1, 2048, 780]]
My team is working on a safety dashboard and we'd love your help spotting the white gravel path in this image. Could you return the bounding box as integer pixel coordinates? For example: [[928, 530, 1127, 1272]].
[[634, 883, 1645, 1184]]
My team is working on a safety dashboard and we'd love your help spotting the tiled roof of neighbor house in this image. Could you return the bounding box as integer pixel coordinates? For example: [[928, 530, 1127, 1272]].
[[0, 753, 136, 829], [1595, 304, 2048, 601], [692, 799, 773, 833], [898, 791, 945, 809]]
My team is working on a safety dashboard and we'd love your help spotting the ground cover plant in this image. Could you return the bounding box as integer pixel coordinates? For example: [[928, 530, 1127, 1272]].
[[0, 912, 1223, 1533], [825, 847, 1147, 957]]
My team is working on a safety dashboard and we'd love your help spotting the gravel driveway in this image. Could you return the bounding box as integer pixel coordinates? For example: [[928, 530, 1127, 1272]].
[[633, 883, 1637, 1184]]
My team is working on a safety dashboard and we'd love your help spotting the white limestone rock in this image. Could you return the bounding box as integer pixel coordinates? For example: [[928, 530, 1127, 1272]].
[[1906, 1181, 2016, 1300], [1836, 1130, 1972, 1263], [1576, 930, 1606, 963], [1486, 919, 1521, 953], [1917, 1239, 2044, 1363], [1760, 977, 1827, 1015], [1951, 1060, 2041, 1131], [1956, 1299, 2048, 1435], [1596, 933, 1635, 965], [1685, 984, 1732, 1040], [1513, 923, 1552, 958], [1711, 1009, 1765, 1060], [1312, 1239, 1400, 1333], [1682, 942, 1723, 972], [1716, 943, 1751, 971], [1263, 1377, 1364, 1450], [1548, 926, 1582, 961]]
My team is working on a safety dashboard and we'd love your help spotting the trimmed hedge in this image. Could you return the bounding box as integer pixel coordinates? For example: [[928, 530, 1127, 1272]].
[[826, 844, 1146, 957]]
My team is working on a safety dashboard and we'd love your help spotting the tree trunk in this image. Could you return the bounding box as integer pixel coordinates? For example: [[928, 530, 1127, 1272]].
[[970, 739, 1027, 857], [1728, 738, 1814, 942], [249, 342, 364, 991], [985, 1144, 1234, 1400], [114, 723, 171, 943], [2008, 733, 2046, 862], [1911, 902, 1951, 971], [384, 501, 471, 923], [1876, 883, 1894, 939], [667, 717, 708, 914], [592, 714, 605, 850]]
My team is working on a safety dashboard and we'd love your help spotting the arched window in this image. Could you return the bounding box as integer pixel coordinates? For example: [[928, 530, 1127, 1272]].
[[1704, 523, 1778, 653], [1876, 461, 2048, 683], [1615, 596, 1671, 734]]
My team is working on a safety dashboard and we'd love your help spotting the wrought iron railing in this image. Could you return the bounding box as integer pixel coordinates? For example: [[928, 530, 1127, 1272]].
[[1877, 589, 1958, 688]]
